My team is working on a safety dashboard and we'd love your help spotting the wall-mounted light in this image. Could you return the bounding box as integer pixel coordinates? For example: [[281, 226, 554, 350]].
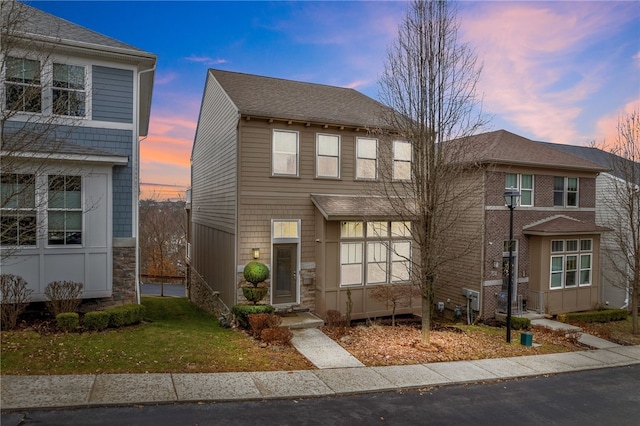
[[493, 260, 500, 269], [252, 247, 260, 259]]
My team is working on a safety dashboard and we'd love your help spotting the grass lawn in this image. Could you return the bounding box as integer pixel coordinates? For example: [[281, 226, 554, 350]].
[[0, 296, 313, 375]]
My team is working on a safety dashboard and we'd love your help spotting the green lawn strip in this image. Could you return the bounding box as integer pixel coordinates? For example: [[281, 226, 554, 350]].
[[0, 296, 300, 375]]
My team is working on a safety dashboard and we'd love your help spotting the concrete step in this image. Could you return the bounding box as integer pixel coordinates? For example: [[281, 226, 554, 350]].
[[279, 312, 324, 329]]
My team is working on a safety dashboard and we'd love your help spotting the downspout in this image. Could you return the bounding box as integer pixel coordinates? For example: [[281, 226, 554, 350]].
[[134, 64, 156, 305]]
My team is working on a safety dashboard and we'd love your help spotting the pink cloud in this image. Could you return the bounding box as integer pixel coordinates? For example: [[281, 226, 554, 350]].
[[595, 100, 640, 148], [460, 2, 636, 144]]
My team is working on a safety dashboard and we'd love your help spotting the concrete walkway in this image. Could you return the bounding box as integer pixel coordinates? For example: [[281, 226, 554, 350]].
[[530, 318, 623, 349], [1, 346, 638, 410]]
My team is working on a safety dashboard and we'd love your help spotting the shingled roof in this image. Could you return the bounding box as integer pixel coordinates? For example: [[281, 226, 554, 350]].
[[311, 194, 415, 221], [455, 130, 607, 172], [2, 2, 154, 58], [210, 69, 393, 129], [523, 215, 610, 236]]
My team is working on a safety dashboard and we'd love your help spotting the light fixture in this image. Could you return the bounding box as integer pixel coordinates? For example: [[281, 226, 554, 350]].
[[503, 187, 521, 343], [252, 247, 260, 259], [493, 260, 500, 269]]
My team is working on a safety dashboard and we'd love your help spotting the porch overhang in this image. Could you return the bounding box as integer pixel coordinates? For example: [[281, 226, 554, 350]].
[[310, 194, 414, 221], [523, 215, 610, 236]]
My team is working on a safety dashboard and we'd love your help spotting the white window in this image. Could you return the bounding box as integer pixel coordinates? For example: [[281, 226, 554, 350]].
[[52, 63, 86, 117], [47, 175, 82, 245], [340, 220, 412, 286], [549, 239, 592, 289], [554, 177, 578, 207], [0, 173, 37, 246], [272, 130, 298, 176], [393, 140, 411, 181], [505, 173, 534, 207], [272, 220, 299, 239], [367, 242, 388, 284], [341, 242, 363, 286], [356, 137, 377, 180], [4, 57, 42, 113], [391, 241, 411, 282], [316, 134, 340, 178]]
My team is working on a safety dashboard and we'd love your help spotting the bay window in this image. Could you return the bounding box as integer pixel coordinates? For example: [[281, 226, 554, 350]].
[[340, 220, 412, 286], [550, 239, 592, 289]]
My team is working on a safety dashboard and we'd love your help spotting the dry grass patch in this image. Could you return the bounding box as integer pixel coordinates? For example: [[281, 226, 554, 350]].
[[322, 321, 584, 367]]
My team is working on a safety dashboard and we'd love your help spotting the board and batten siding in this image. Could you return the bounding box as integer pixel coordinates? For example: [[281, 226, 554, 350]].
[[92, 66, 134, 123]]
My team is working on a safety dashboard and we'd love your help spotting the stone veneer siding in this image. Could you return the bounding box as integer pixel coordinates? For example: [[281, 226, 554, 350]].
[[79, 238, 136, 311]]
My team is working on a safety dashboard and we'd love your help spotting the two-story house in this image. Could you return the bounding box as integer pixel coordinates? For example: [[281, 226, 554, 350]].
[[189, 69, 420, 320], [540, 142, 639, 310], [438, 130, 610, 320], [1, 3, 156, 307]]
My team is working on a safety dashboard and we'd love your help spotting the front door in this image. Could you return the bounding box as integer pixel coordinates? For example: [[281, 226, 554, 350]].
[[272, 243, 297, 304]]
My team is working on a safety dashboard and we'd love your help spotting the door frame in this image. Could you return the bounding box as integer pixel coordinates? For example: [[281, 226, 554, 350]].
[[270, 219, 301, 306]]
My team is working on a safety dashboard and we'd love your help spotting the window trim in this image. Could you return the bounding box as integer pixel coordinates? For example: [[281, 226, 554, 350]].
[[505, 173, 534, 207], [553, 176, 579, 208], [0, 173, 38, 247], [271, 129, 299, 177], [340, 220, 412, 287], [392, 140, 412, 181], [355, 137, 378, 180], [4, 56, 43, 113], [315, 133, 341, 179], [549, 238, 593, 289], [46, 174, 83, 246]]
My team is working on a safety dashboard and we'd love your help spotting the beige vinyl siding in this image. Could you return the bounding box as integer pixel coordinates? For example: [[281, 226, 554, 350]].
[[191, 71, 238, 232], [434, 169, 486, 311], [190, 71, 239, 307], [238, 120, 387, 196]]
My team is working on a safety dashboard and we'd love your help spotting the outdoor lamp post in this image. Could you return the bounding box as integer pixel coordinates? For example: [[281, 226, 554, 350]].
[[504, 187, 521, 343]]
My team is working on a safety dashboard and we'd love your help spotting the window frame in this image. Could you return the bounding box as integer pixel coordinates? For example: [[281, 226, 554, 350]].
[[272, 129, 299, 177], [340, 220, 412, 287], [505, 173, 534, 207], [315, 133, 341, 179], [553, 176, 579, 208], [46, 174, 83, 246], [4, 56, 42, 113], [549, 238, 593, 289], [355, 137, 378, 180], [392, 140, 412, 181], [52, 62, 87, 117], [0, 173, 37, 247]]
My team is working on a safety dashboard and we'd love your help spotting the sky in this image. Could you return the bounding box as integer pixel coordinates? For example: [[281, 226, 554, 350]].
[[29, 1, 640, 200]]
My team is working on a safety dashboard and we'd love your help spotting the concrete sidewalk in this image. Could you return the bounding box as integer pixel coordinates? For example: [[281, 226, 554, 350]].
[[1, 346, 639, 410]]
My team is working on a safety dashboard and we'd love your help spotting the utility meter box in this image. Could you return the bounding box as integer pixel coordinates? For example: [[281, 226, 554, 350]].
[[462, 288, 480, 311]]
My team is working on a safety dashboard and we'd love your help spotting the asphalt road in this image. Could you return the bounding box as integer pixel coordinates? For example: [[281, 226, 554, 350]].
[[139, 283, 186, 297], [2, 365, 639, 426]]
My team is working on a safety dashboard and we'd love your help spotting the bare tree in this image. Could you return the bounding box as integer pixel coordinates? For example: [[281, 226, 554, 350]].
[[1, 0, 77, 258], [603, 111, 640, 334], [376, 0, 486, 344], [139, 197, 186, 296]]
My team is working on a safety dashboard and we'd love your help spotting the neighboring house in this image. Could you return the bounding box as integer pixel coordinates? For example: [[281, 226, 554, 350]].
[[439, 130, 610, 319], [1, 3, 156, 307], [541, 143, 639, 310], [188, 69, 419, 320]]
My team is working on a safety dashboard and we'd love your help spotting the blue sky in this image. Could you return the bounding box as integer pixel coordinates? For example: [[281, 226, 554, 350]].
[[30, 1, 640, 199]]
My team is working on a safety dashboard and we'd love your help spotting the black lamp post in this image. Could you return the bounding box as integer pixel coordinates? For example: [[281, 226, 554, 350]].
[[504, 187, 520, 343]]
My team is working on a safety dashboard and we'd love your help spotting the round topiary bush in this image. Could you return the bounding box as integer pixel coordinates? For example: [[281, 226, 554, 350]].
[[243, 261, 269, 286]]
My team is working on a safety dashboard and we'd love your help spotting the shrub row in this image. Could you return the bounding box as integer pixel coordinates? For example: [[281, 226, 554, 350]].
[[247, 313, 292, 345], [510, 316, 531, 330], [55, 304, 145, 332], [559, 309, 628, 323], [232, 304, 275, 329]]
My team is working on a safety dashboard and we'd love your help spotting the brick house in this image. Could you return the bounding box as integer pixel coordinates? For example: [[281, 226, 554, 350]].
[[437, 130, 610, 320], [1, 3, 156, 307]]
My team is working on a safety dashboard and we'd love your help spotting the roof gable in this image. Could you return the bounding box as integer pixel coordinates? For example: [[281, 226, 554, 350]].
[[523, 215, 610, 235], [209, 69, 392, 129]]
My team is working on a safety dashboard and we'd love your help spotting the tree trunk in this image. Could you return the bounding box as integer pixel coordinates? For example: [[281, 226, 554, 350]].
[[421, 293, 431, 344]]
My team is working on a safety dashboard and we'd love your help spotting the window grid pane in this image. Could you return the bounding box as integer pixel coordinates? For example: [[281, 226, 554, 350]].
[[273, 131, 298, 176]]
